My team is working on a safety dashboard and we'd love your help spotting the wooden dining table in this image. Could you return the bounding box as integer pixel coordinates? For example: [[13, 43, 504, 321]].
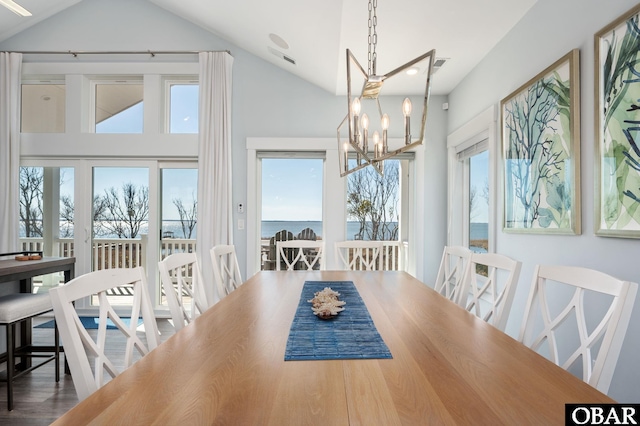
[[53, 270, 614, 425]]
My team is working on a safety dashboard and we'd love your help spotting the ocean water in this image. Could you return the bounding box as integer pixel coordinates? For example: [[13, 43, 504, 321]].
[[23, 220, 488, 242], [470, 222, 488, 240]]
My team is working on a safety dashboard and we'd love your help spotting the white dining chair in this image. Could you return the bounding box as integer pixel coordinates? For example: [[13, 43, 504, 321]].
[[433, 245, 472, 305], [49, 267, 160, 401], [210, 245, 243, 297], [276, 240, 324, 270], [158, 252, 208, 331], [335, 241, 384, 271], [518, 265, 638, 394], [459, 252, 521, 331]]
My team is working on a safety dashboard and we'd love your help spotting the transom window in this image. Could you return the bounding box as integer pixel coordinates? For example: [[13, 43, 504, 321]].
[[94, 80, 144, 133]]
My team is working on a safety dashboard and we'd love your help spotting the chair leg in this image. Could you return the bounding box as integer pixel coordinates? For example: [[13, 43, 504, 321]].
[[7, 323, 14, 411]]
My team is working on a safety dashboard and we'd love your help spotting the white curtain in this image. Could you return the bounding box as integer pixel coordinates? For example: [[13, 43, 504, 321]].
[[197, 51, 234, 305], [0, 52, 22, 253]]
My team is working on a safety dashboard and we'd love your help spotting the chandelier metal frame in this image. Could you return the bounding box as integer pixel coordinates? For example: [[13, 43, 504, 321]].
[[337, 0, 436, 177]]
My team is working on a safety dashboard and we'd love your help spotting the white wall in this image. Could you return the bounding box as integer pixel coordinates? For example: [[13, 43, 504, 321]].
[[0, 0, 449, 281], [448, 0, 640, 402]]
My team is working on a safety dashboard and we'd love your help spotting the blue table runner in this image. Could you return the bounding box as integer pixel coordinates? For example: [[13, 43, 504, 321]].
[[284, 281, 392, 361]]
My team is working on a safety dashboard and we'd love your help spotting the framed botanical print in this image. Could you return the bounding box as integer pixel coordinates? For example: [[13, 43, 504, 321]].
[[595, 4, 640, 238], [501, 49, 581, 234]]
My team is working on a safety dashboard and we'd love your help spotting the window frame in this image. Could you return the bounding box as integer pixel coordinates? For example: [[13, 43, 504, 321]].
[[162, 76, 199, 134], [90, 76, 144, 134], [21, 77, 66, 133], [446, 106, 497, 253]]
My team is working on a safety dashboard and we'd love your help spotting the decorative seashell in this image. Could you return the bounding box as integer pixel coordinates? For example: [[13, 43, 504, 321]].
[[308, 287, 345, 319]]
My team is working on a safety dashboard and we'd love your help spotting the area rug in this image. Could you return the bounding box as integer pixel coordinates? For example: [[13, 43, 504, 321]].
[[284, 280, 392, 361], [36, 316, 141, 330]]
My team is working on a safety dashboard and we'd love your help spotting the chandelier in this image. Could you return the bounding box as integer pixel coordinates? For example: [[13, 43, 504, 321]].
[[337, 0, 436, 176]]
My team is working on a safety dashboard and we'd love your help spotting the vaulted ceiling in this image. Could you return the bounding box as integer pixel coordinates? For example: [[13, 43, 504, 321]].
[[0, 0, 537, 95]]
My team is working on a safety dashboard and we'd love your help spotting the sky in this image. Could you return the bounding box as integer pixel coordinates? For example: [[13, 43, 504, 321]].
[[261, 158, 323, 221]]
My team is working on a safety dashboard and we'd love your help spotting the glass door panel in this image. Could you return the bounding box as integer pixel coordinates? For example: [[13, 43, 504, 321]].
[[18, 166, 74, 292], [159, 167, 198, 307], [469, 150, 489, 253], [260, 158, 323, 270], [92, 167, 149, 306]]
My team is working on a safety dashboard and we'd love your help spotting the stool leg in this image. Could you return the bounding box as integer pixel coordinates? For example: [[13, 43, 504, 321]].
[[7, 323, 14, 411], [54, 319, 60, 382]]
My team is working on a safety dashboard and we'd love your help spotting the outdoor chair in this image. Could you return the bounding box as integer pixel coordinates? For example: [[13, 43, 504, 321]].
[[296, 227, 317, 241], [49, 267, 160, 401], [265, 230, 294, 271], [518, 265, 638, 394]]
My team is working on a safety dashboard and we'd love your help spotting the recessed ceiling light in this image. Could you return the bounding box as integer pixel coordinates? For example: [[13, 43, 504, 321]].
[[406, 67, 419, 76], [269, 33, 289, 50], [41, 95, 51, 101]]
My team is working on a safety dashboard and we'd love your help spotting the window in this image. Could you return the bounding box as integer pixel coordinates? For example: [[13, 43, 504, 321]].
[[468, 150, 489, 253], [21, 82, 65, 133], [19, 165, 74, 291], [94, 81, 143, 133], [447, 106, 496, 254], [167, 82, 198, 133]]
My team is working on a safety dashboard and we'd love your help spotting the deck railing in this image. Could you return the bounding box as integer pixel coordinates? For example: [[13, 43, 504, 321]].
[[19, 236, 196, 271], [20, 237, 404, 273]]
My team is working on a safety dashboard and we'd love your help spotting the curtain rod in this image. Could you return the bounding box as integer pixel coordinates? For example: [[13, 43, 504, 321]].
[[5, 50, 231, 57]]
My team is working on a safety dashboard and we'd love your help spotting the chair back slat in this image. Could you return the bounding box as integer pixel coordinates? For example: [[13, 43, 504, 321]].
[[335, 241, 384, 271], [518, 264, 638, 393], [459, 252, 521, 331], [49, 267, 160, 401], [276, 240, 324, 270], [211, 245, 243, 297], [434, 245, 472, 305], [158, 252, 208, 331]]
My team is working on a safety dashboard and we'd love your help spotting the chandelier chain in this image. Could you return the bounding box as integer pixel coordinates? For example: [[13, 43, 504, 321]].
[[367, 0, 378, 75]]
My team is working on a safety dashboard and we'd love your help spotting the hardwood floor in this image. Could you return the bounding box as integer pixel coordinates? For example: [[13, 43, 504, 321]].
[[0, 317, 176, 425]]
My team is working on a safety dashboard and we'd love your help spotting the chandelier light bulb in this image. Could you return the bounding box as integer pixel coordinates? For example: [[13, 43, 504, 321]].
[[361, 113, 369, 130], [381, 114, 390, 130], [402, 98, 412, 116], [351, 97, 361, 115]]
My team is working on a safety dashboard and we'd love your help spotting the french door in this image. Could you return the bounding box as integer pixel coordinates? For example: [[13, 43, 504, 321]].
[[19, 159, 197, 314]]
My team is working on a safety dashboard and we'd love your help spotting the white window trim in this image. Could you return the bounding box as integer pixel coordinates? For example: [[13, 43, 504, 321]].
[[446, 106, 497, 252], [162, 77, 198, 134], [90, 77, 144, 134]]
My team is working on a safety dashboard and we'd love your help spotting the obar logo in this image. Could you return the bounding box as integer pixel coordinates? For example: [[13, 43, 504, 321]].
[[566, 405, 640, 425]]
